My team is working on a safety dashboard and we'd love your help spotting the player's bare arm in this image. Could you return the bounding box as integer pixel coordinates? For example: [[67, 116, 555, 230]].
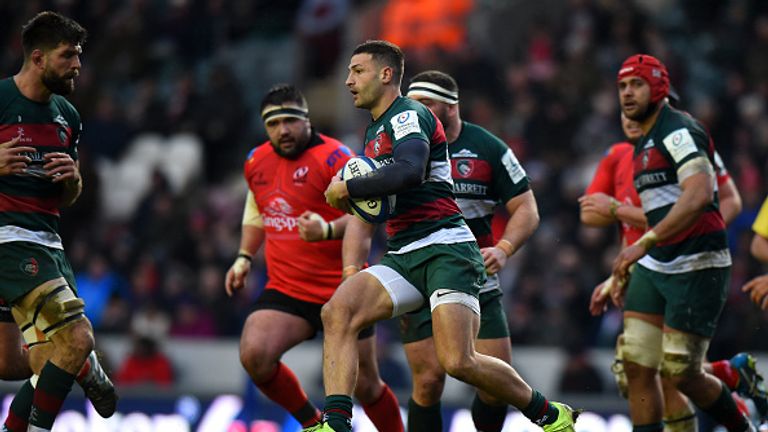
[[341, 217, 375, 281], [0, 136, 35, 176], [743, 232, 768, 310], [579, 192, 647, 229], [718, 177, 742, 225], [482, 190, 539, 274], [612, 168, 714, 285], [752, 231, 768, 263], [226, 191, 266, 296]]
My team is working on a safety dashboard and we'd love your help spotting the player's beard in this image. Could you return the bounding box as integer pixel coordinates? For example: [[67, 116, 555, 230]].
[[624, 99, 659, 123], [42, 68, 75, 96]]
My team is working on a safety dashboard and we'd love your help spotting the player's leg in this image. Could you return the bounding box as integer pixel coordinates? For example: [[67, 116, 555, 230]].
[[239, 290, 318, 427], [354, 331, 404, 432], [5, 278, 93, 432], [661, 328, 750, 432], [431, 303, 575, 430], [0, 320, 31, 380], [660, 267, 751, 432], [661, 377, 697, 432], [317, 262, 424, 432], [403, 336, 445, 432], [400, 303, 445, 432], [621, 264, 667, 431], [427, 243, 576, 430], [472, 286, 513, 432]]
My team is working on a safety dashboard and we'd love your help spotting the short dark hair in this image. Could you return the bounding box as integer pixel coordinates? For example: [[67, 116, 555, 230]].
[[410, 70, 459, 93], [352, 40, 405, 86], [259, 84, 308, 112], [21, 11, 87, 57]]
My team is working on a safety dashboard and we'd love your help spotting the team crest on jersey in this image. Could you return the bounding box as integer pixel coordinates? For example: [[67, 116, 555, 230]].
[[20, 258, 38, 277], [293, 166, 309, 184], [57, 127, 68, 145], [456, 160, 474, 177], [53, 115, 69, 127], [266, 197, 293, 216], [642, 150, 650, 169]]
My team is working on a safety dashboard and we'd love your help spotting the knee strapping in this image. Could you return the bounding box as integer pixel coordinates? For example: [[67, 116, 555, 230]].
[[622, 317, 663, 369], [12, 281, 85, 346], [660, 332, 709, 378]]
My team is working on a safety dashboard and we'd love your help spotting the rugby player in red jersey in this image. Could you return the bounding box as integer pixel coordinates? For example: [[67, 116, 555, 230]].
[[225, 84, 403, 431]]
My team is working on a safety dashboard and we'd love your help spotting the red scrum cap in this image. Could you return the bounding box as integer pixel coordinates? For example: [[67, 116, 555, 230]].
[[617, 54, 670, 103]]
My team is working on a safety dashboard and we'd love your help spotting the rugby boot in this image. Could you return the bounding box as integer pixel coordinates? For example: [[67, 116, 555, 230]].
[[541, 402, 581, 432], [79, 350, 118, 418], [731, 353, 768, 421], [302, 423, 340, 432]]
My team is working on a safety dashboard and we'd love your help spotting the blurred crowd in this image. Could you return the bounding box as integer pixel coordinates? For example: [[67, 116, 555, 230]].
[[2, 0, 768, 382]]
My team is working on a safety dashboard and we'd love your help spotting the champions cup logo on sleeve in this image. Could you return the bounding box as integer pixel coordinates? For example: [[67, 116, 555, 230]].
[[390, 110, 420, 140]]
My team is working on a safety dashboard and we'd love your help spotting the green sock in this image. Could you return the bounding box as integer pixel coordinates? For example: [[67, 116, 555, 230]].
[[323, 395, 352, 432], [521, 390, 559, 426], [472, 394, 508, 432], [407, 398, 442, 432]]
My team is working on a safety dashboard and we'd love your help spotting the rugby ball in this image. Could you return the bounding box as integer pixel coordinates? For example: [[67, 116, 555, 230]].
[[339, 156, 395, 223]]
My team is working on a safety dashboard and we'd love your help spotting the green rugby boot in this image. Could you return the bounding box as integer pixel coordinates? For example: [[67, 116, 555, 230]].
[[542, 402, 581, 432], [302, 423, 339, 432]]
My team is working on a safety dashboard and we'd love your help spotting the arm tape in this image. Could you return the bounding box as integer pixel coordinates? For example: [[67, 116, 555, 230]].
[[242, 190, 264, 228], [677, 156, 714, 184]]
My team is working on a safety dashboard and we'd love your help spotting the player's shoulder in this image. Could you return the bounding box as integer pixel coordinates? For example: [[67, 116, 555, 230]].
[[386, 96, 433, 123], [0, 78, 21, 114], [657, 105, 706, 141], [460, 121, 507, 151], [51, 95, 81, 124], [245, 141, 273, 164], [606, 141, 634, 157]]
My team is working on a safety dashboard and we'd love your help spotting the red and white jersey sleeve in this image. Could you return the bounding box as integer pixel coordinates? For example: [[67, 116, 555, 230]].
[[243, 133, 354, 304]]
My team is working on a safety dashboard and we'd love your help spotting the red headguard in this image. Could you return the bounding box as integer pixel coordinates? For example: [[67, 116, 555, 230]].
[[617, 54, 670, 104]]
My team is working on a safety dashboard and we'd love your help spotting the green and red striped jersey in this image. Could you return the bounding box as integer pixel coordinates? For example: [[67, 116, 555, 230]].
[[633, 104, 730, 273], [0, 77, 81, 249], [450, 121, 529, 248], [362, 96, 471, 252]]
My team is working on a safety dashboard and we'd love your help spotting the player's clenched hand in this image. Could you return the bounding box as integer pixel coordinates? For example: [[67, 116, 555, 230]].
[[589, 279, 611, 316], [297, 211, 326, 242], [324, 175, 351, 213], [225, 256, 251, 297], [578, 192, 614, 218], [0, 136, 35, 176], [43, 152, 79, 183], [481, 246, 507, 275], [612, 244, 643, 280], [742, 274, 768, 310]]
